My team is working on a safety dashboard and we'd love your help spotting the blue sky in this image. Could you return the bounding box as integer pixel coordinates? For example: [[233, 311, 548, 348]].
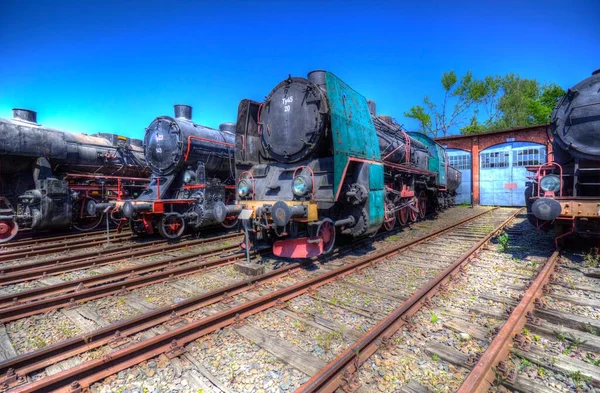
[[1, 0, 599, 140]]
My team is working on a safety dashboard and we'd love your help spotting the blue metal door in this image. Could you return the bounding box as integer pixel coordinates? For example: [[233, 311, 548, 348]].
[[447, 149, 471, 204], [479, 142, 546, 206]]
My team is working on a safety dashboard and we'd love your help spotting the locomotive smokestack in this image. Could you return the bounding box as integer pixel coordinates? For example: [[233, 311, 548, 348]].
[[12, 108, 38, 124], [367, 100, 377, 115], [308, 70, 327, 90], [219, 122, 236, 133], [174, 105, 192, 121]]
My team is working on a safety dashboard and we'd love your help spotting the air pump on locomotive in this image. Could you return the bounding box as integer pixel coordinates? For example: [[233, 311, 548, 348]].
[[527, 69, 600, 244], [101, 105, 238, 240], [0, 109, 149, 242], [214, 70, 461, 258]]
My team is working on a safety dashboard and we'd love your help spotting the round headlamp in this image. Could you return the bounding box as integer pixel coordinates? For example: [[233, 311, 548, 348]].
[[540, 174, 560, 193], [183, 170, 195, 184], [292, 175, 312, 197], [238, 179, 251, 198]]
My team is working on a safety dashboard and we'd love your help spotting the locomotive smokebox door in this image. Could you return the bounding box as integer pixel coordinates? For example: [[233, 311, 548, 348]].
[[260, 77, 327, 163]]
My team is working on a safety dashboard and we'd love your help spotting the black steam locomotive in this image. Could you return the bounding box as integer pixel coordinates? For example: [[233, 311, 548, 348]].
[[111, 105, 237, 239], [0, 109, 150, 242], [527, 69, 600, 245], [215, 70, 460, 258]]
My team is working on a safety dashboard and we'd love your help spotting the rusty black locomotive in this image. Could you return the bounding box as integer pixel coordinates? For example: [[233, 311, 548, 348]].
[[215, 70, 461, 258], [527, 69, 600, 245], [0, 109, 150, 242], [112, 105, 237, 239]]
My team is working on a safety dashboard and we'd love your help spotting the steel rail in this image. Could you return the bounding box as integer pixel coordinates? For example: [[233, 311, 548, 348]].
[[296, 208, 522, 393], [456, 249, 560, 393], [0, 232, 133, 260], [6, 208, 501, 392], [0, 233, 241, 285], [0, 252, 285, 389], [0, 228, 121, 251], [0, 241, 241, 309], [0, 244, 247, 323]]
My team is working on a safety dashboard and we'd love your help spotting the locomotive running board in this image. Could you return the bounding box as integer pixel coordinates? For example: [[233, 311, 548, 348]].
[[273, 237, 324, 259]]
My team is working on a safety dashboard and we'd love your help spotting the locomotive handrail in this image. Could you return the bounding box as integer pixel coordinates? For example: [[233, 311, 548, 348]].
[[535, 161, 563, 198], [382, 130, 411, 164], [292, 166, 316, 200], [183, 135, 235, 162]]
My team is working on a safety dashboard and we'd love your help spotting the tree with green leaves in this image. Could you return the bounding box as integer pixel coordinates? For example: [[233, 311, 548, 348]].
[[405, 71, 565, 136]]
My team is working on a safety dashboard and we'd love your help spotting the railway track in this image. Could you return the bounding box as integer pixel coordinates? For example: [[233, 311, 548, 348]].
[[0, 232, 135, 261], [0, 228, 123, 249], [0, 207, 520, 392], [0, 228, 122, 252], [0, 232, 242, 286]]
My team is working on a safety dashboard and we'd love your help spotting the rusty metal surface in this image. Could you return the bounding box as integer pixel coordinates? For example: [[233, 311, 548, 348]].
[[0, 233, 241, 285], [456, 249, 560, 393], [296, 208, 522, 393], [0, 244, 244, 322], [0, 232, 132, 260], [0, 228, 121, 251], [0, 251, 285, 385], [6, 208, 498, 392]]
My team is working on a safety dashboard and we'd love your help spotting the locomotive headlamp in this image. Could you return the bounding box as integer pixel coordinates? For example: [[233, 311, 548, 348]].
[[237, 179, 251, 198], [183, 170, 195, 184], [540, 174, 561, 193], [292, 175, 312, 197]]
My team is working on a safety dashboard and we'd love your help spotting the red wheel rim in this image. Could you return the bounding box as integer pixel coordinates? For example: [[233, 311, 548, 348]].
[[398, 206, 409, 226], [409, 205, 418, 222], [383, 202, 396, 231], [73, 197, 104, 231], [418, 191, 427, 219], [318, 219, 335, 254], [0, 220, 18, 242]]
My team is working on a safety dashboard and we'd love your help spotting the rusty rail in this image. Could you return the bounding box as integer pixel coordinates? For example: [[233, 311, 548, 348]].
[[296, 208, 522, 393], [0, 244, 248, 322], [456, 249, 560, 393], [5, 208, 502, 392], [0, 228, 117, 249], [0, 232, 132, 260], [0, 233, 241, 285]]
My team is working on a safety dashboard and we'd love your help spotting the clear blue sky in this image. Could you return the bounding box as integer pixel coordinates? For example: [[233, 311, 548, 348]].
[[1, 0, 598, 139]]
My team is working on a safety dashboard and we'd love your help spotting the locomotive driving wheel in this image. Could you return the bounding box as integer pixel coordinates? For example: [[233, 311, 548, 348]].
[[73, 197, 104, 231], [317, 218, 335, 255], [383, 202, 396, 231], [418, 191, 427, 219], [0, 219, 18, 243], [158, 214, 186, 240], [409, 200, 419, 223], [398, 205, 409, 226]]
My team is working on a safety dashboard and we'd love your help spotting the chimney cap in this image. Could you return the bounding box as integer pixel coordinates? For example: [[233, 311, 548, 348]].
[[12, 108, 38, 124]]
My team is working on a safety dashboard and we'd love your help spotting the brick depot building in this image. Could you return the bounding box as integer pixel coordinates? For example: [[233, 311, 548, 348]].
[[434, 125, 551, 206]]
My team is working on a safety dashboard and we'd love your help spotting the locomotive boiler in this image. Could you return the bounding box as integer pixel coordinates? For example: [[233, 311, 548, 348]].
[[113, 105, 237, 239], [527, 69, 600, 244], [215, 70, 460, 258], [0, 109, 150, 242]]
